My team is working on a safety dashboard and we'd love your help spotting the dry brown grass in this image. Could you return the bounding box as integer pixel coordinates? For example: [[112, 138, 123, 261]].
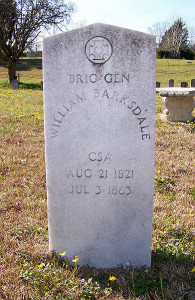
[[0, 60, 194, 299]]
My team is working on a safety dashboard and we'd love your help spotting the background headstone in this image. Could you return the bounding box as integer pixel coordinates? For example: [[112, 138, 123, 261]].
[[43, 23, 156, 268], [11, 79, 18, 90], [168, 79, 174, 87], [180, 82, 188, 88], [191, 79, 195, 87], [156, 81, 160, 88]]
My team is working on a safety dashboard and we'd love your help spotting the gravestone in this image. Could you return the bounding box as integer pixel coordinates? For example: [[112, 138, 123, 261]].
[[43, 23, 156, 268], [181, 82, 188, 88], [168, 79, 174, 87], [191, 79, 195, 87], [156, 81, 160, 88], [11, 79, 18, 90]]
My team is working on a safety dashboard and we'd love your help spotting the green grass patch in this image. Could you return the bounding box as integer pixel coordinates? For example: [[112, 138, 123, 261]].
[[156, 59, 195, 87]]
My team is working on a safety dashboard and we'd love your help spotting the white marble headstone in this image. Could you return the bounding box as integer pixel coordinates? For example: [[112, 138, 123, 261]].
[[43, 23, 156, 268]]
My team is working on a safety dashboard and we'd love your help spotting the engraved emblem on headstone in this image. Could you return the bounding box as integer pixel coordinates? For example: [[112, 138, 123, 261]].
[[85, 36, 112, 64]]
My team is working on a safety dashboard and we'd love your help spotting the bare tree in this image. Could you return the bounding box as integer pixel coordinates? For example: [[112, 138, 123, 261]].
[[188, 27, 195, 48], [148, 22, 169, 47], [0, 0, 75, 81]]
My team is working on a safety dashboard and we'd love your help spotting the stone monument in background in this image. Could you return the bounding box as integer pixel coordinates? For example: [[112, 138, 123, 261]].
[[43, 23, 156, 268]]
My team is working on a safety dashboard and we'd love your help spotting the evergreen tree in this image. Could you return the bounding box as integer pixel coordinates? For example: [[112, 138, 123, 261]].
[[159, 18, 189, 58]]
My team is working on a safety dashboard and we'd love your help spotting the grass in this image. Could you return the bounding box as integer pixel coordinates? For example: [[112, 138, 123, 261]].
[[0, 57, 42, 83], [156, 59, 195, 87], [0, 58, 195, 299]]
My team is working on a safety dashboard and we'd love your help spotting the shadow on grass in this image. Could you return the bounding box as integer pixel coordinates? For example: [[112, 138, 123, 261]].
[[0, 81, 41, 90], [0, 58, 42, 71], [19, 82, 41, 90]]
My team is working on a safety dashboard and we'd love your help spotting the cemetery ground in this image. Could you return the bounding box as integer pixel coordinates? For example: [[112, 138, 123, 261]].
[[0, 58, 194, 299]]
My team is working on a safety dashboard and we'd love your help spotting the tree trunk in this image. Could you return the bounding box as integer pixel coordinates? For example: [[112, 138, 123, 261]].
[[8, 59, 17, 82]]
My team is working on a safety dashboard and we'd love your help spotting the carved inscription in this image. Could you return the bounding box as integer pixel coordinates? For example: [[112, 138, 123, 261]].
[[69, 73, 130, 84], [93, 89, 151, 140], [50, 93, 86, 138], [51, 69, 152, 140], [89, 152, 111, 162], [66, 152, 134, 196]]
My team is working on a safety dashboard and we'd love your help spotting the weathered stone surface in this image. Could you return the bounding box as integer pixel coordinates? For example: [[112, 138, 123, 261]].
[[157, 88, 195, 122], [158, 87, 195, 97], [164, 97, 195, 122], [43, 23, 156, 268]]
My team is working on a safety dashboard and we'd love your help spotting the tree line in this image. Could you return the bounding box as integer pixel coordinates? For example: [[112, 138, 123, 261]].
[[148, 18, 195, 59], [0, 1, 195, 82]]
